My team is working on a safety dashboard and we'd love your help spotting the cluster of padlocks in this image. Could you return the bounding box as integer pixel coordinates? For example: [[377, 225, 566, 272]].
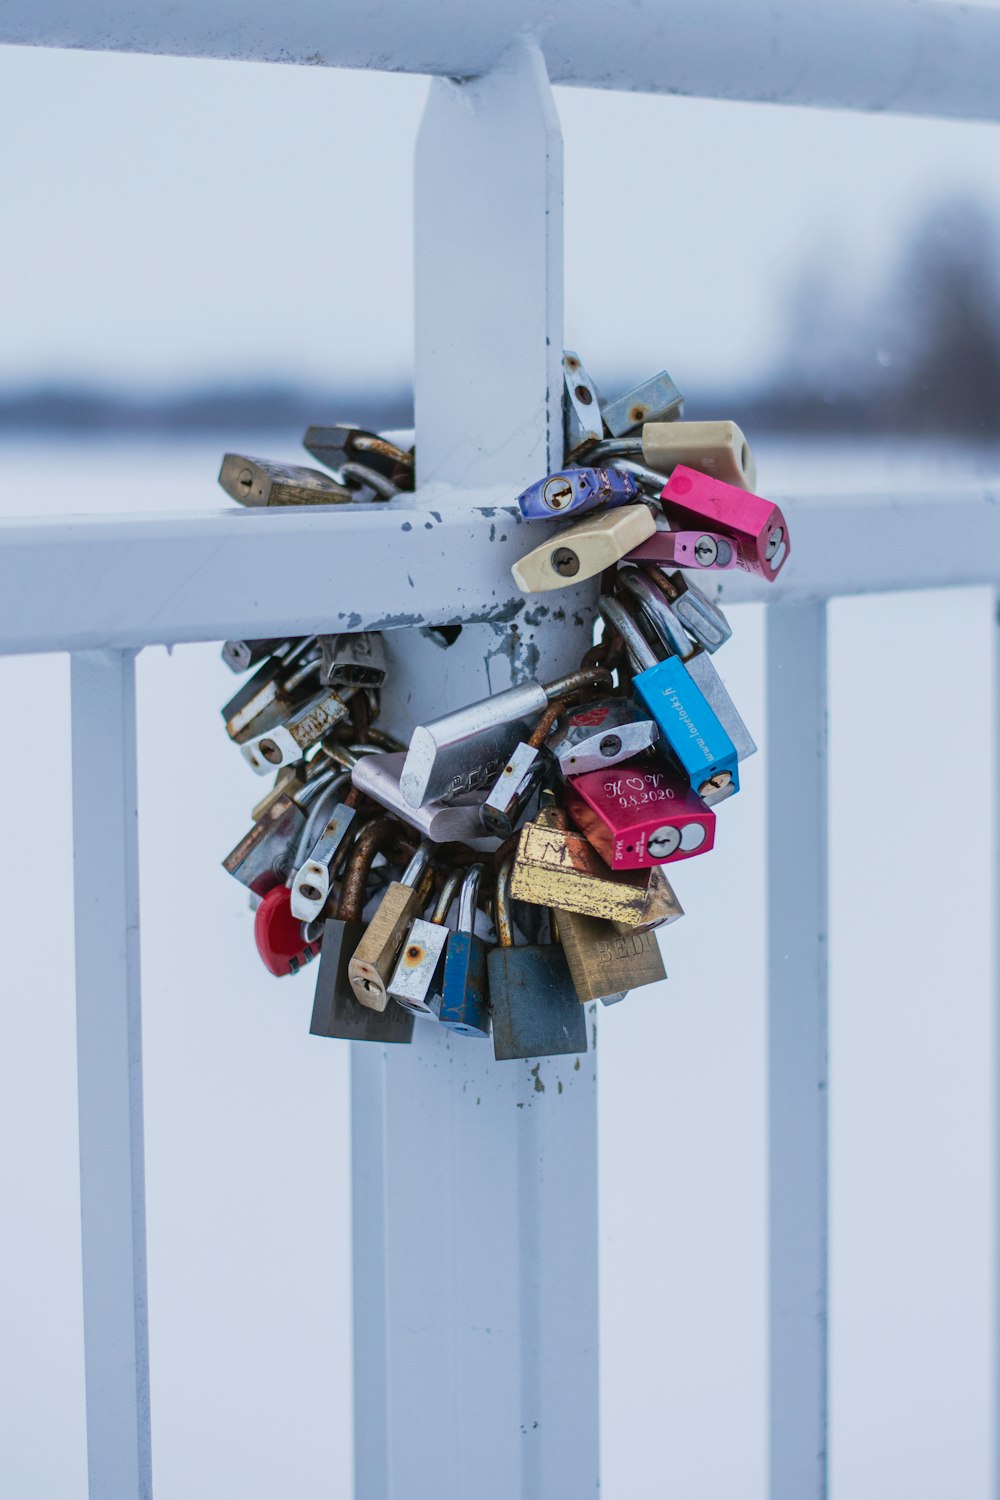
[[217, 354, 790, 1061]]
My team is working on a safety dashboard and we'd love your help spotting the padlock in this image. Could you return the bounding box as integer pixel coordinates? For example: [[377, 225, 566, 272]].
[[309, 817, 415, 1044], [598, 594, 739, 803], [254, 884, 321, 976], [601, 370, 683, 436], [625, 524, 739, 572], [563, 759, 715, 871], [511, 505, 656, 593], [639, 419, 757, 492], [548, 696, 658, 777], [629, 563, 733, 654], [659, 465, 789, 580], [221, 638, 285, 673], [437, 864, 491, 1038], [610, 863, 684, 935], [320, 632, 388, 688], [488, 856, 588, 1062], [352, 751, 498, 846], [222, 792, 306, 896], [303, 424, 415, 488], [515, 466, 639, 522], [289, 799, 358, 922], [563, 350, 605, 459], [616, 568, 755, 789], [387, 869, 463, 1016], [510, 805, 682, 926], [400, 667, 611, 809], [218, 454, 353, 507], [348, 842, 435, 1011], [480, 699, 565, 838], [250, 762, 307, 823], [553, 907, 666, 1005], [222, 637, 321, 744], [241, 685, 354, 775]]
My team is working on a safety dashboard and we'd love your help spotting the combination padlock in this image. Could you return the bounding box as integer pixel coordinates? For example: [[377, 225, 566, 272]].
[[437, 864, 492, 1038], [218, 454, 353, 507], [659, 465, 789, 579], [352, 751, 497, 846], [254, 884, 321, 977], [563, 759, 715, 871], [310, 817, 415, 1044], [510, 505, 657, 593], [488, 857, 588, 1062]]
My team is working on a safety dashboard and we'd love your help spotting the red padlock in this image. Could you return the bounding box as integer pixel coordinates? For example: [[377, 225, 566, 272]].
[[564, 758, 715, 871], [254, 884, 321, 976]]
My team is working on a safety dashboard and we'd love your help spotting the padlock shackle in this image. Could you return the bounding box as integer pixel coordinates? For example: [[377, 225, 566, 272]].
[[494, 856, 515, 949], [542, 666, 613, 703], [528, 699, 565, 749], [431, 869, 463, 926], [458, 864, 485, 934], [400, 840, 433, 890], [337, 815, 401, 923], [617, 566, 692, 660], [597, 594, 659, 674]]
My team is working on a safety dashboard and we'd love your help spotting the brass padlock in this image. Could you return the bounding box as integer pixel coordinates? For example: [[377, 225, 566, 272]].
[[510, 806, 679, 927], [553, 907, 666, 1004], [348, 843, 435, 1011], [219, 454, 353, 507], [511, 504, 656, 593]]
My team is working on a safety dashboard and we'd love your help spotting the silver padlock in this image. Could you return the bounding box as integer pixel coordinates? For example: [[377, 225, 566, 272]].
[[290, 798, 358, 922], [618, 563, 731, 655], [387, 869, 463, 1016], [400, 667, 612, 808], [548, 697, 659, 777], [222, 637, 321, 744], [351, 752, 499, 848], [563, 350, 604, 458], [601, 371, 683, 437], [320, 632, 388, 688], [241, 684, 354, 775]]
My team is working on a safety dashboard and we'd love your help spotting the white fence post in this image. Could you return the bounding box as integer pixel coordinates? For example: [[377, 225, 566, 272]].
[[71, 649, 151, 1500], [766, 603, 830, 1499], [349, 41, 600, 1500]]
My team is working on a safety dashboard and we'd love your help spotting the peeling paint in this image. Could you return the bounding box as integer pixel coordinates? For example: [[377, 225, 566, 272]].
[[400, 521, 413, 532], [530, 1063, 545, 1093], [557, 1080, 563, 1094], [429, 510, 443, 523]]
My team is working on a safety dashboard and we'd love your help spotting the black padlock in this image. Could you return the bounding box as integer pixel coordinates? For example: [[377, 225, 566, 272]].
[[488, 856, 588, 1062], [310, 816, 414, 1044]]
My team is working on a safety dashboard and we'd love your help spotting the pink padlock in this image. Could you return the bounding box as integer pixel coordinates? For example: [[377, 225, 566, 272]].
[[625, 526, 740, 571], [564, 758, 716, 871], [658, 465, 789, 580]]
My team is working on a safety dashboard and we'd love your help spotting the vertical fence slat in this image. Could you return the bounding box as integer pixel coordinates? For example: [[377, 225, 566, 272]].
[[71, 649, 151, 1500], [766, 603, 829, 1500]]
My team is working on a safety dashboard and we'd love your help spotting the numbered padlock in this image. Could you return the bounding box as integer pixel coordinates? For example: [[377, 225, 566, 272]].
[[601, 370, 683, 436], [564, 759, 715, 871], [348, 843, 435, 1011], [659, 465, 789, 579], [599, 594, 740, 801], [547, 697, 658, 777], [488, 857, 588, 1062], [437, 864, 491, 1038], [241, 685, 353, 774], [511, 505, 656, 593], [400, 667, 610, 809], [309, 817, 415, 1044], [515, 466, 639, 522], [219, 454, 353, 507], [387, 870, 463, 1016], [320, 632, 388, 688]]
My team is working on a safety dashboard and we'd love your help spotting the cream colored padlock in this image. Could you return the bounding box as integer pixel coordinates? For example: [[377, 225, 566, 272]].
[[641, 420, 756, 492], [510, 504, 655, 593]]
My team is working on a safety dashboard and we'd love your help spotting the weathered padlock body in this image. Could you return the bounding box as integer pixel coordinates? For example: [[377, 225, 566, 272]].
[[659, 465, 789, 579], [548, 697, 658, 777], [511, 504, 656, 593], [438, 931, 491, 1038], [515, 466, 638, 522], [303, 424, 414, 487], [562, 350, 605, 457], [602, 370, 683, 436], [388, 917, 451, 1015], [311, 918, 414, 1043], [564, 760, 715, 871], [222, 793, 305, 895], [556, 909, 666, 1002], [290, 802, 357, 922], [348, 883, 422, 1011], [222, 649, 320, 744], [480, 740, 547, 837], [488, 945, 588, 1061], [241, 686, 352, 774], [511, 817, 668, 926], [320, 632, 388, 688], [219, 453, 353, 507], [640, 419, 757, 492]]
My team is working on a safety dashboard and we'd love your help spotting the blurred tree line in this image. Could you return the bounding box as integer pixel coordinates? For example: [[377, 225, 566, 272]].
[[739, 195, 1000, 436]]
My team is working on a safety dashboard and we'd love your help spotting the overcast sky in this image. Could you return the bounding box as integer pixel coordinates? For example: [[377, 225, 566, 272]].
[[2, 40, 1000, 397]]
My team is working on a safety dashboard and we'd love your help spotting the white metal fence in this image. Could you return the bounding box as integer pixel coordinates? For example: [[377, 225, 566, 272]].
[[2, 5, 1000, 1497]]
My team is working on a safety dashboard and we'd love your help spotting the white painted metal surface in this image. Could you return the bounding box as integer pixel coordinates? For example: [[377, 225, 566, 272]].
[[71, 650, 151, 1499], [766, 605, 829, 1499], [4, 0, 1000, 122], [1, 487, 999, 656], [351, 45, 599, 1499]]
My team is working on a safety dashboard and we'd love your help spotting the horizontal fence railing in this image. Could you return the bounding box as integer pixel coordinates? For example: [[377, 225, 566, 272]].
[[0, 486, 997, 655], [3, 0, 1000, 121]]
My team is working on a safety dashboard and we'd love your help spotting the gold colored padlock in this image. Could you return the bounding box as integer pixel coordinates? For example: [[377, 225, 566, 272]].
[[641, 420, 756, 492], [510, 808, 675, 928], [554, 907, 666, 1003], [511, 504, 656, 594], [219, 453, 354, 507], [348, 843, 435, 1011]]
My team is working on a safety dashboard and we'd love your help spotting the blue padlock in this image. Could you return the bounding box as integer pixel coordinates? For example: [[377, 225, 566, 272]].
[[516, 466, 639, 522], [599, 594, 739, 802], [437, 863, 491, 1039]]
